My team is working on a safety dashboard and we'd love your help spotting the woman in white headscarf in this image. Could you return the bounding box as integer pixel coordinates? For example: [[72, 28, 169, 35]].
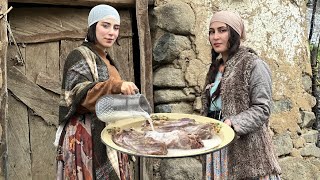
[[56, 4, 137, 180], [201, 11, 281, 179]]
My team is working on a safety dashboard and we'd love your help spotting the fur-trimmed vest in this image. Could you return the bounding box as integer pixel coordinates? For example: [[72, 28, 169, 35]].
[[221, 47, 281, 179]]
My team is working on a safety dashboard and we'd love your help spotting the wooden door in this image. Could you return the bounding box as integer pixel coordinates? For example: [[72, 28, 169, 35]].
[[7, 6, 134, 179]]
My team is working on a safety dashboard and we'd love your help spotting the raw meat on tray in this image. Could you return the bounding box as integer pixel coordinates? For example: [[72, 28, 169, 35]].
[[112, 129, 168, 155], [109, 115, 222, 155]]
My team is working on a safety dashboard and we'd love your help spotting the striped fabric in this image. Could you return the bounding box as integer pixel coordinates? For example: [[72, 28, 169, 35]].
[[205, 148, 228, 180]]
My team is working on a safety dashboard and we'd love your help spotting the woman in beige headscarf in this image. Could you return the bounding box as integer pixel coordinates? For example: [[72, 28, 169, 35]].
[[201, 11, 281, 179]]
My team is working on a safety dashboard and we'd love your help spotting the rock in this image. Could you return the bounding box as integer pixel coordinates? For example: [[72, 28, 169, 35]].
[[300, 111, 316, 128], [273, 132, 293, 156], [300, 93, 317, 111], [185, 59, 207, 87], [153, 67, 186, 87], [180, 49, 196, 61], [193, 96, 202, 111], [279, 157, 320, 180], [182, 87, 196, 96], [155, 102, 193, 114], [302, 74, 312, 93], [309, 157, 320, 171], [154, 1, 195, 35], [153, 33, 191, 64], [300, 143, 320, 158], [272, 99, 292, 114], [292, 137, 306, 148], [154, 90, 195, 104], [301, 130, 319, 143], [297, 112, 303, 124], [160, 158, 202, 180], [290, 148, 301, 157], [155, 104, 171, 113]]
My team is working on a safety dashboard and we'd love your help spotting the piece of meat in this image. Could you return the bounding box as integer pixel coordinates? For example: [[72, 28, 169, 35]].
[[112, 129, 168, 155], [183, 123, 214, 139], [143, 118, 215, 140], [112, 117, 219, 155], [145, 130, 204, 149], [142, 118, 196, 131]]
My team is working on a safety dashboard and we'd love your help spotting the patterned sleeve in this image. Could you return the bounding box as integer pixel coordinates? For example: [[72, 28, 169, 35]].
[[59, 49, 98, 124], [80, 63, 123, 112]]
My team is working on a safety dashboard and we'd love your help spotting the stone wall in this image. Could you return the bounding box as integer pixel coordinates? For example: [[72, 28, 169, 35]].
[[150, 0, 320, 179]]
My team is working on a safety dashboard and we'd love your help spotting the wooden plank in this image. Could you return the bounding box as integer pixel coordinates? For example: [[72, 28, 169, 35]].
[[7, 94, 32, 180], [25, 42, 58, 82], [0, 1, 9, 179], [46, 42, 60, 83], [24, 41, 61, 107], [29, 114, 56, 179], [8, 0, 154, 7], [25, 43, 47, 82], [136, 0, 154, 111], [9, 8, 133, 43], [36, 72, 61, 94], [7, 66, 58, 126], [60, 40, 83, 80], [9, 8, 88, 43]]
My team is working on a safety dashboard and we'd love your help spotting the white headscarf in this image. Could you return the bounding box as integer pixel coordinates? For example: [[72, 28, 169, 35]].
[[88, 4, 120, 27]]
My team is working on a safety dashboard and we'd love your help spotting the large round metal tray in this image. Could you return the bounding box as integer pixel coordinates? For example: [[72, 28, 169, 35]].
[[101, 113, 235, 158]]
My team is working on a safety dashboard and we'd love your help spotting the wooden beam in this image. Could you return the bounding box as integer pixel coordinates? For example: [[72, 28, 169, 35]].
[[9, 8, 88, 44], [9, 8, 133, 43], [0, 1, 9, 179], [136, 0, 154, 112], [14, 30, 86, 44], [8, 0, 154, 7], [7, 66, 59, 126], [36, 72, 61, 95], [7, 95, 32, 180], [135, 2, 155, 179]]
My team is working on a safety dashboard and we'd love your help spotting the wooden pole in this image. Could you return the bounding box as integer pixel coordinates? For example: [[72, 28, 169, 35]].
[[136, 0, 154, 179], [136, 0, 154, 112], [8, 0, 154, 7], [0, 0, 8, 179]]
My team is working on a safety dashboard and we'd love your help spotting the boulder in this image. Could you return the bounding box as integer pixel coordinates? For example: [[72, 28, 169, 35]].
[[153, 1, 195, 35]]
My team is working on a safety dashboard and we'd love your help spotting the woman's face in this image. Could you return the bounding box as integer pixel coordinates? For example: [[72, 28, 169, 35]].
[[209, 21, 229, 56], [95, 18, 120, 48]]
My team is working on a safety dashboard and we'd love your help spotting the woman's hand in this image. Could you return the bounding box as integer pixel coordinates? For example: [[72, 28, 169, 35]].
[[121, 81, 138, 95], [218, 65, 225, 73], [224, 119, 232, 127], [205, 83, 215, 90]]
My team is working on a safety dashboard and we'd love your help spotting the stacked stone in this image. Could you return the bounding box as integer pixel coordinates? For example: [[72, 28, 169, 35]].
[[149, 0, 320, 179], [150, 1, 204, 179], [152, 0, 207, 115], [273, 74, 320, 179]]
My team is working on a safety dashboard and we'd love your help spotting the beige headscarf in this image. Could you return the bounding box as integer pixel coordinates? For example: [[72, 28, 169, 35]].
[[210, 11, 246, 40]]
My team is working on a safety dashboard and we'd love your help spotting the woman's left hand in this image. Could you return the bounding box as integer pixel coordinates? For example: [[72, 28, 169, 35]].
[[224, 119, 232, 127]]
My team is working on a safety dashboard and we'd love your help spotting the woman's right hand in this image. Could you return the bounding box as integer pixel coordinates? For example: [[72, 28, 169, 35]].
[[121, 81, 138, 95]]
